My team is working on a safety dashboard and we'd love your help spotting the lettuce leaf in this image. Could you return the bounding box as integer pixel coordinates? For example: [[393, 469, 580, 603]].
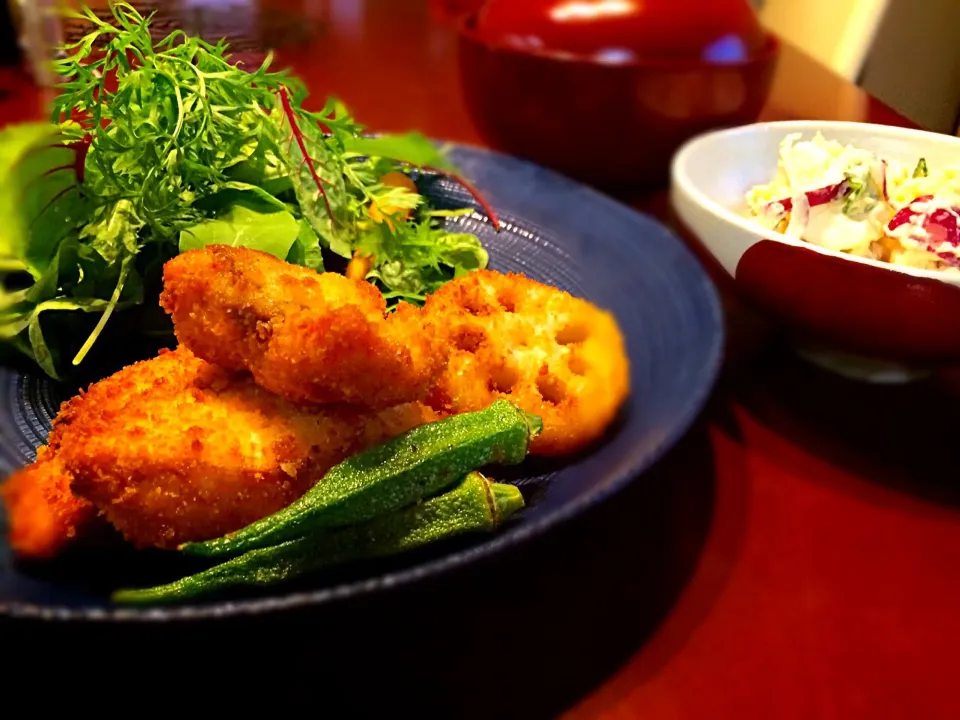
[[179, 200, 300, 261], [81, 199, 140, 264], [285, 220, 325, 271], [0, 123, 88, 277], [343, 133, 459, 174], [195, 181, 292, 215], [0, 123, 106, 376]]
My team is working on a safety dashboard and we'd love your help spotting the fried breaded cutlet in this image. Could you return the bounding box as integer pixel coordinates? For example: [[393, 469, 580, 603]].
[[160, 245, 448, 409], [0, 448, 99, 560], [55, 346, 439, 550], [422, 270, 630, 456]]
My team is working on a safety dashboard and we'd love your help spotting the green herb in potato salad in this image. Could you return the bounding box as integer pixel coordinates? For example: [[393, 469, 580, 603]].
[[0, 2, 496, 380]]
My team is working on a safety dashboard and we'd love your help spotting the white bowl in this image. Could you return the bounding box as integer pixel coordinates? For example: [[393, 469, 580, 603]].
[[671, 120, 960, 382]]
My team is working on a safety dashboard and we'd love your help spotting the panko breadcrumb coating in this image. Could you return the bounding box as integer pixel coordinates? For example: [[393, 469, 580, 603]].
[[3, 259, 630, 558], [422, 270, 630, 455], [160, 245, 448, 409], [57, 346, 439, 550], [0, 447, 99, 560]]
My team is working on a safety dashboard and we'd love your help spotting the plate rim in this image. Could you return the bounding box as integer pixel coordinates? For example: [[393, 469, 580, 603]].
[[0, 141, 725, 621]]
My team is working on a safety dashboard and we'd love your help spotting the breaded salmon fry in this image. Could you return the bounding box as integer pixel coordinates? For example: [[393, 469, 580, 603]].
[[422, 270, 630, 455], [0, 448, 99, 560], [57, 346, 439, 550], [160, 245, 448, 409]]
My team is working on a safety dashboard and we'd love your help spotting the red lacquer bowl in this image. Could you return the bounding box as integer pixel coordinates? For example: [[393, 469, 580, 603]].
[[672, 120, 960, 382], [456, 9, 779, 189], [430, 0, 486, 24]]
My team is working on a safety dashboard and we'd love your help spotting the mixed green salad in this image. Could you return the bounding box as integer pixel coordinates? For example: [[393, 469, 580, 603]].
[[0, 2, 496, 380]]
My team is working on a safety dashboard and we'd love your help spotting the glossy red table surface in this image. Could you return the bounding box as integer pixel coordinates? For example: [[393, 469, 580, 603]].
[[1, 2, 957, 716]]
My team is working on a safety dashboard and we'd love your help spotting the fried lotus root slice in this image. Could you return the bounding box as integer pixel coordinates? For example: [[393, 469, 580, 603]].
[[422, 270, 630, 456], [160, 245, 448, 409], [0, 447, 100, 560], [59, 346, 439, 550]]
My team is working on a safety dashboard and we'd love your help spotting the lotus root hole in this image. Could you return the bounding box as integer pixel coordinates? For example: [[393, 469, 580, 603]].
[[465, 292, 493, 316], [453, 327, 486, 353], [490, 364, 520, 394], [556, 322, 589, 345], [568, 354, 588, 376], [537, 372, 566, 404]]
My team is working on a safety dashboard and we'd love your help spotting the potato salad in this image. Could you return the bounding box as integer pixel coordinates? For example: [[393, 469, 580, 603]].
[[745, 132, 960, 272]]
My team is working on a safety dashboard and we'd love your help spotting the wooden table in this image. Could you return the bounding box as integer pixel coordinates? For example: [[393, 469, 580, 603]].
[[2, 2, 958, 717]]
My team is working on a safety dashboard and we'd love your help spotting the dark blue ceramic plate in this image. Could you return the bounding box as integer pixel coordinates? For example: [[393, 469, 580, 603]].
[[0, 144, 723, 620]]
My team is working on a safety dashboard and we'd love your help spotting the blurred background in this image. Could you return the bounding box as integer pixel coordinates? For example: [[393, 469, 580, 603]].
[[2, 0, 960, 134], [756, 0, 960, 135]]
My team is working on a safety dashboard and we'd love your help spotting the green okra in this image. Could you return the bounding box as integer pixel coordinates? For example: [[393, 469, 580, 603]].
[[180, 400, 541, 558], [113, 473, 524, 604]]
